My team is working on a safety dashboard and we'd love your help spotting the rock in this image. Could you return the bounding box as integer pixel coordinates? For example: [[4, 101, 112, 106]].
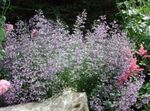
[[0, 89, 89, 111]]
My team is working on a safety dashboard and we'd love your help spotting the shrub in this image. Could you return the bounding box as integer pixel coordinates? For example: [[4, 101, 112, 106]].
[[117, 0, 150, 50], [1, 10, 144, 111]]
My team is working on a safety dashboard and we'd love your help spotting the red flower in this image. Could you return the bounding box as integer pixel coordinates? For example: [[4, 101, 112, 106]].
[[136, 44, 150, 58], [117, 58, 143, 85]]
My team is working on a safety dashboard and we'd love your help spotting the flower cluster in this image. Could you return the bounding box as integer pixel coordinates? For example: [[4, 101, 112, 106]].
[[136, 44, 150, 58], [2, 12, 88, 105], [0, 11, 143, 111], [118, 77, 144, 111], [117, 58, 144, 85]]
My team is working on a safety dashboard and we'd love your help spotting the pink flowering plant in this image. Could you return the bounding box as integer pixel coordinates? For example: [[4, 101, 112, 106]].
[[133, 44, 150, 110], [117, 58, 144, 85], [136, 44, 150, 59]]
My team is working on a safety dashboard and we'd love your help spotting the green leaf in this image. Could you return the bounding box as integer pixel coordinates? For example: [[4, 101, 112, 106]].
[[143, 103, 150, 111], [0, 27, 5, 42]]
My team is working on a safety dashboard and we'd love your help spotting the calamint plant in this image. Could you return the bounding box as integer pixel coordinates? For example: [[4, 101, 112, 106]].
[[0, 10, 145, 111]]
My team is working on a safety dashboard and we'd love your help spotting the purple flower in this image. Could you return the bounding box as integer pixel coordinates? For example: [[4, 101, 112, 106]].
[[2, 10, 136, 108], [118, 77, 144, 111]]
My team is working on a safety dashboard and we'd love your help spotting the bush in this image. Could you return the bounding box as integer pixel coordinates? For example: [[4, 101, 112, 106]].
[[1, 10, 145, 111], [117, 0, 150, 50]]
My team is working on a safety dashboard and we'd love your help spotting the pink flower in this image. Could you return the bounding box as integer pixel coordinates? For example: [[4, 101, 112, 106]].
[[31, 29, 37, 38], [136, 44, 150, 58], [143, 55, 150, 58], [117, 70, 130, 85], [5, 24, 13, 33], [0, 80, 11, 95], [128, 58, 144, 73], [117, 58, 143, 85]]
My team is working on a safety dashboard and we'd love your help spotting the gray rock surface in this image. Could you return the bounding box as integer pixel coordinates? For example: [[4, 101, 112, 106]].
[[0, 89, 89, 111]]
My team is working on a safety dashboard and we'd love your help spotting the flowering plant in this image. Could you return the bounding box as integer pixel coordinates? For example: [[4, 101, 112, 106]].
[[0, 10, 146, 111], [132, 44, 150, 110], [117, 58, 144, 85]]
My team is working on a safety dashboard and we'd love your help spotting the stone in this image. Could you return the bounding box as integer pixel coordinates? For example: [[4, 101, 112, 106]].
[[0, 89, 89, 111]]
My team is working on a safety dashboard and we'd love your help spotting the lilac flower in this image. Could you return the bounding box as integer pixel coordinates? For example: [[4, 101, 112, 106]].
[[90, 98, 103, 111], [118, 77, 144, 111], [1, 10, 137, 109]]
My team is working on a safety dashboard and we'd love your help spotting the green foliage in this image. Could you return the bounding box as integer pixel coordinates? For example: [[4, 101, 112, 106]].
[[0, 26, 5, 42], [142, 104, 150, 111], [117, 0, 150, 50], [139, 79, 150, 99], [0, 18, 6, 60], [0, 0, 10, 60], [89, 72, 121, 111], [53, 59, 102, 96], [138, 80, 150, 111], [0, 0, 10, 79], [0, 16, 6, 27], [51, 58, 122, 110], [0, 68, 10, 80]]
